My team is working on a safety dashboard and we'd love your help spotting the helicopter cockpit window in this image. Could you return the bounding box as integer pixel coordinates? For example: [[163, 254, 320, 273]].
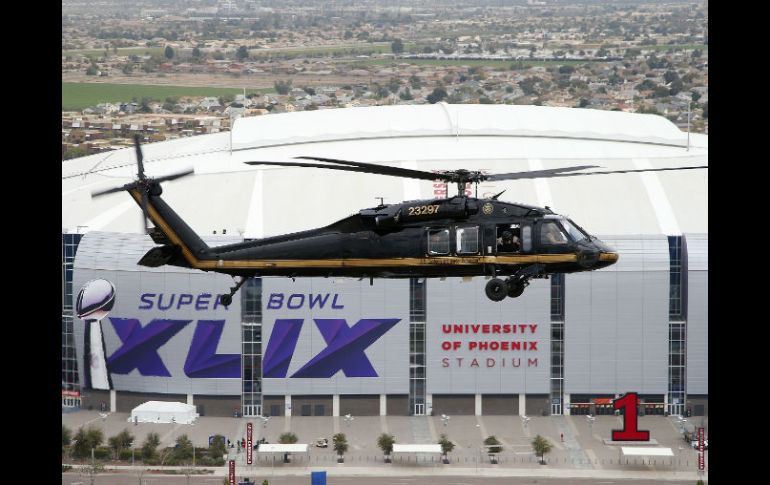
[[560, 218, 589, 243], [456, 226, 479, 254], [428, 229, 450, 255], [496, 224, 521, 253], [541, 221, 569, 245]]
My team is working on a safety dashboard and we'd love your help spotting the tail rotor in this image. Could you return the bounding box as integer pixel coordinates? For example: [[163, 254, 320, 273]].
[[91, 136, 194, 234]]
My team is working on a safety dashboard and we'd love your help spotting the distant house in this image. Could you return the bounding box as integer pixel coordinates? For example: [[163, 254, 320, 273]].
[[199, 97, 222, 111]]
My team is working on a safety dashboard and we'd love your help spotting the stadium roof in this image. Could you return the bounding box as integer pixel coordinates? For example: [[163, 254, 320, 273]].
[[62, 104, 707, 238]]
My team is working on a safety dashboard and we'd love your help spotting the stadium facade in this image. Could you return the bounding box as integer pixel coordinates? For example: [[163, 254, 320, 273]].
[[62, 104, 707, 418]]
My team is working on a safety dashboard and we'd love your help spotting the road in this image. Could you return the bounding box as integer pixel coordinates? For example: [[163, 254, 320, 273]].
[[62, 473, 703, 485]]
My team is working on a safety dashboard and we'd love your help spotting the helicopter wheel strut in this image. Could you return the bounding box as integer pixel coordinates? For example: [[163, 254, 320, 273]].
[[485, 278, 508, 302], [219, 277, 248, 307]]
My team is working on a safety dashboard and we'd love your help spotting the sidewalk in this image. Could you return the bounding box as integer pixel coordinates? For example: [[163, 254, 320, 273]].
[[63, 463, 708, 481]]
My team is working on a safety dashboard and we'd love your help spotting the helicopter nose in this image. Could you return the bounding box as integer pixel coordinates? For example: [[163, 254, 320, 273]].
[[599, 252, 619, 263]]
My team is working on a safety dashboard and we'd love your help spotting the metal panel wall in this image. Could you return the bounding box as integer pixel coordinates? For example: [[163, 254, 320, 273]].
[[426, 277, 551, 394], [261, 278, 409, 395], [565, 235, 669, 395], [685, 234, 708, 395], [73, 232, 243, 396]]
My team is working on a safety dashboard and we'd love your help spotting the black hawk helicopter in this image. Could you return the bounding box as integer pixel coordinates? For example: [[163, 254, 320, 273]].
[[93, 135, 706, 304]]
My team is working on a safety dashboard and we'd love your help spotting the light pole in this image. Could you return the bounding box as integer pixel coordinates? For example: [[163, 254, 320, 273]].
[[587, 415, 596, 437], [344, 414, 354, 428], [441, 414, 450, 427], [521, 415, 530, 429]]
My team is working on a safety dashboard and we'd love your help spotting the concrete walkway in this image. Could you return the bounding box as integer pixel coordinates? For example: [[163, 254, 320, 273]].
[[63, 463, 708, 481]]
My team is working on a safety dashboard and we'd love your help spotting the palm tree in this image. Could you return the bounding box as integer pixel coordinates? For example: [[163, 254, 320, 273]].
[[531, 435, 552, 465], [377, 433, 395, 463], [483, 436, 503, 464], [438, 434, 454, 464], [333, 433, 348, 463]]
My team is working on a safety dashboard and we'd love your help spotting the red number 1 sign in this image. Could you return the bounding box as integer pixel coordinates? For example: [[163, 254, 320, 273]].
[[611, 392, 650, 441]]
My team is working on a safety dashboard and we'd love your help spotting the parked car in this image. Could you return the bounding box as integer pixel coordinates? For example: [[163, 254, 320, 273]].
[[315, 438, 329, 448]]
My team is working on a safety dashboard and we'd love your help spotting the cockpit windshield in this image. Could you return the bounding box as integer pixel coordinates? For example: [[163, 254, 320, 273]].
[[560, 218, 590, 243]]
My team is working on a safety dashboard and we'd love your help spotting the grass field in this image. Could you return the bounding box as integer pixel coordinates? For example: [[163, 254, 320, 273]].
[[62, 82, 274, 111], [63, 47, 165, 58]]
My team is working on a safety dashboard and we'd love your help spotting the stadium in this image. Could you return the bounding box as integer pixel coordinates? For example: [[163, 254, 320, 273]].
[[62, 103, 707, 420]]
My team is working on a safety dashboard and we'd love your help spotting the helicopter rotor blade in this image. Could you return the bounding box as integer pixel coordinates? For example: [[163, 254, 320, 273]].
[[152, 169, 195, 184], [488, 165, 708, 181], [140, 189, 150, 233], [92, 184, 131, 197], [485, 165, 601, 181], [134, 134, 146, 181], [295, 156, 454, 181], [245, 160, 441, 182]]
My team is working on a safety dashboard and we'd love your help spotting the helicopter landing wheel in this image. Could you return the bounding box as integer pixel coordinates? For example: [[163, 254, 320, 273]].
[[485, 278, 508, 302], [219, 294, 233, 306], [506, 280, 526, 298]]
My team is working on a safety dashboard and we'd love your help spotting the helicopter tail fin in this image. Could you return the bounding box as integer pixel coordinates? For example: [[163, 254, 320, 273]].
[[130, 188, 212, 269]]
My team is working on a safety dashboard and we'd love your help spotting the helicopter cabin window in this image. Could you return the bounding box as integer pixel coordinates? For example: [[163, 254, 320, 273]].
[[541, 221, 569, 245], [522, 226, 532, 252], [496, 224, 522, 253], [456, 226, 479, 254], [427, 229, 450, 255]]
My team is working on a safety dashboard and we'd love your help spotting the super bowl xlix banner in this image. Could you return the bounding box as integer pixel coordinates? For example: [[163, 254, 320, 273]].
[[72, 265, 242, 395], [261, 278, 409, 395]]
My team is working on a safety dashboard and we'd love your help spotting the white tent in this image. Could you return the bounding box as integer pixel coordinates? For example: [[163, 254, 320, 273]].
[[129, 401, 199, 424]]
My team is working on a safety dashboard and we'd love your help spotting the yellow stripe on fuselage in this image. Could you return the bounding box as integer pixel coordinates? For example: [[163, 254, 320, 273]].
[[134, 190, 617, 271]]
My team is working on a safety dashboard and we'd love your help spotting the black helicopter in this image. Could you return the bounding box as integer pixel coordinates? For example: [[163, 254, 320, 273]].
[[93, 135, 706, 303]]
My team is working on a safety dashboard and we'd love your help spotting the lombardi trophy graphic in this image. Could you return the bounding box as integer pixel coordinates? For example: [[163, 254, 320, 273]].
[[76, 279, 115, 390]]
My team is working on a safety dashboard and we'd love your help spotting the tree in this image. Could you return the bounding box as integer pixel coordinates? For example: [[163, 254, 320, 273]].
[[192, 47, 201, 58], [427, 87, 448, 104], [391, 39, 404, 54], [377, 433, 395, 462], [236, 46, 249, 61], [73, 426, 105, 459], [274, 79, 293, 95], [409, 75, 422, 90], [278, 432, 298, 444], [438, 434, 454, 463], [174, 434, 194, 462], [63, 424, 73, 448], [333, 433, 348, 462], [108, 429, 134, 459], [399, 87, 413, 101], [208, 435, 227, 461], [141, 432, 160, 461], [164, 46, 174, 60], [79, 462, 104, 485], [531, 435, 552, 464], [702, 102, 707, 119], [664, 70, 680, 85], [484, 435, 503, 455]]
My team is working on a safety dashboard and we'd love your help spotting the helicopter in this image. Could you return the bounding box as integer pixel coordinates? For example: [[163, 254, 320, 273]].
[[92, 135, 707, 304]]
